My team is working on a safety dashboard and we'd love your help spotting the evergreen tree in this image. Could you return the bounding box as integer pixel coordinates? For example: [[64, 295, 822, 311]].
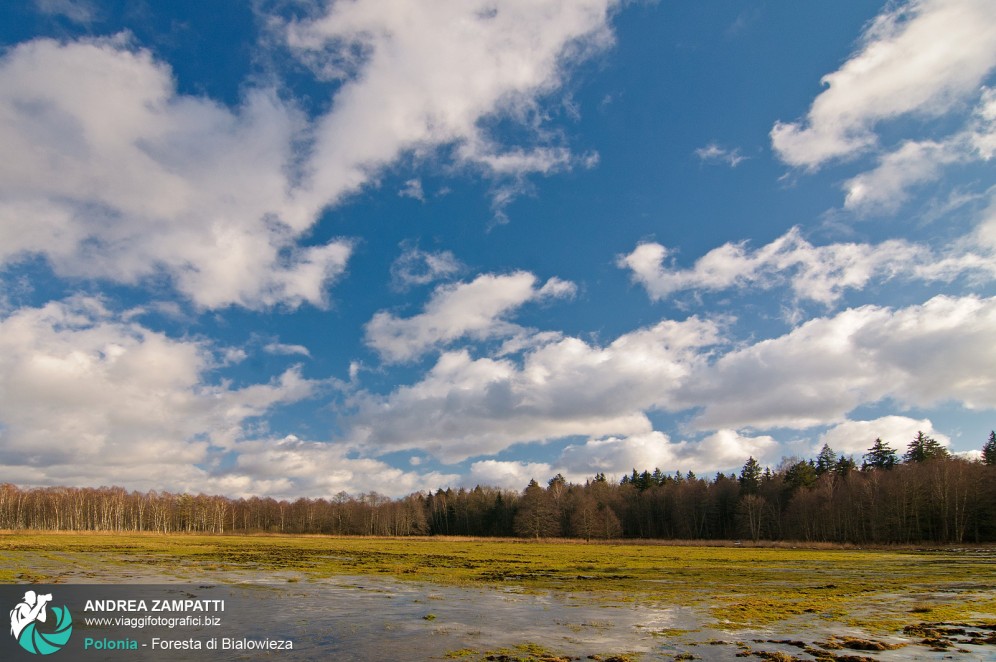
[[983, 431, 996, 466], [863, 438, 898, 470], [904, 431, 949, 463], [784, 460, 817, 490], [652, 468, 665, 486], [738, 457, 762, 495], [815, 444, 838, 475], [834, 455, 857, 477]]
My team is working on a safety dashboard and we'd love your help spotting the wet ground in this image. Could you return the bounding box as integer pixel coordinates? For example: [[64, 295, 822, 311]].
[[19, 565, 996, 660], [217, 573, 996, 661], [3, 545, 994, 661]]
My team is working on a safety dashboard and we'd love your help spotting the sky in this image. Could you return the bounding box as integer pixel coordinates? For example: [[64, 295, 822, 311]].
[[0, 0, 994, 499]]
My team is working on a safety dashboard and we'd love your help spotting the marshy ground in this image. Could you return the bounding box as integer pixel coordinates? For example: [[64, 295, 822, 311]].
[[1, 533, 994, 660]]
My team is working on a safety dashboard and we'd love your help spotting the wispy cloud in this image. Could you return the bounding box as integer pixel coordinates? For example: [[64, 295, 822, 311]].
[[771, 0, 996, 169], [34, 0, 97, 25], [694, 142, 747, 167], [843, 88, 996, 214], [365, 271, 576, 363], [389, 244, 464, 291], [398, 178, 425, 201], [264, 342, 311, 358]]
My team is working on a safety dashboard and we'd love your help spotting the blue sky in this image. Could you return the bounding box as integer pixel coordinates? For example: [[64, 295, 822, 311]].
[[1, 0, 994, 498]]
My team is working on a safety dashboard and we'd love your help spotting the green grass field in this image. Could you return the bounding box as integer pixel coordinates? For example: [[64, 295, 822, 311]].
[[1, 532, 993, 635]]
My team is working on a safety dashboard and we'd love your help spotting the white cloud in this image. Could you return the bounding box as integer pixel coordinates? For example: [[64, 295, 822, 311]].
[[619, 224, 996, 305], [223, 436, 460, 499], [398, 178, 425, 201], [0, 37, 353, 310], [843, 88, 996, 213], [842, 140, 962, 213], [548, 429, 778, 483], [284, 0, 618, 216], [771, 0, 996, 169], [389, 244, 464, 291], [34, 0, 96, 24], [559, 432, 682, 478], [350, 294, 994, 466], [468, 460, 553, 490], [695, 429, 780, 469], [973, 191, 996, 250], [683, 295, 996, 430], [365, 271, 576, 363], [694, 143, 747, 167], [558, 430, 777, 479], [971, 87, 996, 159], [818, 416, 950, 456], [0, 298, 322, 490], [264, 342, 312, 357], [348, 316, 721, 461], [463, 430, 779, 489], [0, 299, 462, 498], [1, 1, 618, 307], [619, 230, 918, 305]]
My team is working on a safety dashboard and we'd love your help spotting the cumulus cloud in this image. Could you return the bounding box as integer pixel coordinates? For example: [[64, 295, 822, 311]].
[[220, 436, 460, 499], [0, 297, 322, 490], [470, 430, 779, 488], [619, 225, 996, 305], [683, 295, 996, 430], [555, 430, 779, 481], [352, 292, 993, 464], [771, 0, 996, 169], [0, 37, 353, 310], [468, 460, 553, 490], [619, 230, 918, 305], [365, 271, 576, 363], [348, 316, 721, 461], [1, 1, 618, 308], [818, 416, 950, 456]]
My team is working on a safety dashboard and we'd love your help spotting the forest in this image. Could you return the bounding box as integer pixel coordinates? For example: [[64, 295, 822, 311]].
[[2, 432, 995, 544]]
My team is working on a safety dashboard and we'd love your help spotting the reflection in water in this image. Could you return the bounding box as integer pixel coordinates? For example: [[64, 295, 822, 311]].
[[188, 575, 996, 661], [8, 554, 993, 661]]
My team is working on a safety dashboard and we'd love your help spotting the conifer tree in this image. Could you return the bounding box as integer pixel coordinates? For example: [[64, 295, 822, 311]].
[[738, 457, 762, 495], [983, 431, 996, 466], [815, 444, 838, 475], [863, 438, 898, 470], [834, 455, 857, 476], [904, 431, 948, 463]]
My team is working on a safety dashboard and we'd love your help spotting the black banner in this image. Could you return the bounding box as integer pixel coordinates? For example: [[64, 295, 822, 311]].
[[1, 584, 302, 660]]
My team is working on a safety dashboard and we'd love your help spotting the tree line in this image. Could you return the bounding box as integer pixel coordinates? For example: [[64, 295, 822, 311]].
[[2, 431, 995, 544]]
